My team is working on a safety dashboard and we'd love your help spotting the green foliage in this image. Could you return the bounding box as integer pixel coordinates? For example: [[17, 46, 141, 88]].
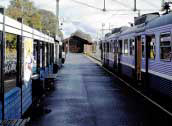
[[39, 9, 57, 36], [6, 0, 42, 30], [6, 33, 17, 50], [5, 0, 62, 40]]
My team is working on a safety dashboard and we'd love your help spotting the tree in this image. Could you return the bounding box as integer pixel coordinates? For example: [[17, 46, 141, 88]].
[[6, 0, 42, 30], [5, 0, 62, 37], [38, 9, 57, 36]]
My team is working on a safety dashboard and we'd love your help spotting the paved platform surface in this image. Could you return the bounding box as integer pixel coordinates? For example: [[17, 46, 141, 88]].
[[32, 53, 172, 126]]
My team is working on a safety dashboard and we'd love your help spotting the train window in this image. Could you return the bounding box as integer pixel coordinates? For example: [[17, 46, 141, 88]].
[[147, 35, 156, 60], [5, 33, 17, 89], [40, 43, 43, 68], [114, 40, 117, 53], [112, 42, 114, 52], [33, 42, 37, 74], [124, 39, 129, 55], [110, 42, 112, 52], [50, 44, 52, 64], [160, 32, 171, 61], [46, 44, 50, 67], [110, 42, 111, 52], [142, 37, 145, 58], [107, 43, 109, 52], [51, 44, 54, 63], [111, 42, 114, 52], [129, 39, 135, 56], [109, 42, 111, 52], [119, 40, 122, 54], [45, 44, 47, 67]]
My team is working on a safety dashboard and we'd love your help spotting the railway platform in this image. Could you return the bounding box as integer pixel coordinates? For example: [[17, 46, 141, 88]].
[[31, 53, 172, 126]]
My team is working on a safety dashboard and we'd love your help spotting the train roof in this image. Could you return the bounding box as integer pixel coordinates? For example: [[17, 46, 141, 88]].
[[120, 13, 159, 36], [146, 13, 172, 29], [107, 26, 129, 40], [103, 13, 172, 41], [134, 12, 159, 25]]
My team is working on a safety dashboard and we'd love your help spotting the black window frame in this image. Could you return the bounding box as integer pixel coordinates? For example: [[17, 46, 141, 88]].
[[123, 39, 129, 55], [160, 32, 172, 61], [4, 33, 18, 89], [148, 34, 156, 60], [129, 38, 135, 56]]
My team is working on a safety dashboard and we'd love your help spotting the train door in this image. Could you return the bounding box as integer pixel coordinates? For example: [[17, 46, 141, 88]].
[[135, 36, 142, 82], [145, 34, 156, 85]]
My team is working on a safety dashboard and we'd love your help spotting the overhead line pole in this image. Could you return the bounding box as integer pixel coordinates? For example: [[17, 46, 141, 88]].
[[133, 0, 141, 17], [103, 0, 106, 11], [134, 0, 137, 11], [56, 0, 60, 36]]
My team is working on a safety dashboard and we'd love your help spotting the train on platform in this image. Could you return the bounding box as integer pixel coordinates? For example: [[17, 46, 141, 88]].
[[0, 8, 66, 120], [101, 12, 172, 99]]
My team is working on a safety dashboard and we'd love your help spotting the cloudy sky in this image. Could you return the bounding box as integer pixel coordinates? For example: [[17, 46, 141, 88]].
[[0, 0, 166, 39]]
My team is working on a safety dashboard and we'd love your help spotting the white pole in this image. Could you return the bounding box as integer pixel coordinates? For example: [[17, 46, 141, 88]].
[[56, 0, 60, 35]]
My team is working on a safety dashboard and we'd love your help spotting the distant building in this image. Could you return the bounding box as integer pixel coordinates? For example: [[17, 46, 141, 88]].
[[63, 30, 92, 53]]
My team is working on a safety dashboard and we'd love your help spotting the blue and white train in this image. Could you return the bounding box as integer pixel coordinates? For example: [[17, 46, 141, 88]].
[[102, 12, 172, 98]]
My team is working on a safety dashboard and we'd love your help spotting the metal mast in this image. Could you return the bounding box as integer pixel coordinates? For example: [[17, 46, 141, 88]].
[[103, 0, 106, 11], [134, 0, 137, 11], [56, 0, 60, 35]]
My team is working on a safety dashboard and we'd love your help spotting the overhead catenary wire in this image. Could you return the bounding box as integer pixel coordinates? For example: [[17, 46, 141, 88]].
[[71, 0, 134, 12], [70, 0, 103, 11], [111, 0, 160, 12], [70, 0, 160, 13], [111, 0, 133, 10]]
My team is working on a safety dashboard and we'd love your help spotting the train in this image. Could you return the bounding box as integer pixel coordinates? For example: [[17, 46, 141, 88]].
[[101, 12, 172, 99], [0, 8, 66, 120]]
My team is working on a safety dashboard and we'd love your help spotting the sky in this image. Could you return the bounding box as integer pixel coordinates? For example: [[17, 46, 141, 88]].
[[0, 0, 166, 40]]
